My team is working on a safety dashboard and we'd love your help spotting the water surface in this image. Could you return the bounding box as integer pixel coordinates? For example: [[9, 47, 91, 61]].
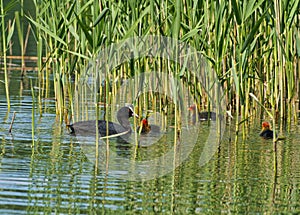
[[0, 70, 300, 214]]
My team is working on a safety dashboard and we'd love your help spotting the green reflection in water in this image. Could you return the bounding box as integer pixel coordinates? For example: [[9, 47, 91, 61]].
[[1, 70, 300, 214]]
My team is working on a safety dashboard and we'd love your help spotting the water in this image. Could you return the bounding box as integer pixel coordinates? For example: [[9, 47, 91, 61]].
[[1, 71, 300, 214]]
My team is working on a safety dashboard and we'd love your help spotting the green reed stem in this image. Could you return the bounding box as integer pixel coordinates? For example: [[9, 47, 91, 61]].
[[12, 0, 298, 133], [1, 0, 10, 110], [30, 80, 35, 146], [15, 11, 24, 69], [95, 96, 99, 171]]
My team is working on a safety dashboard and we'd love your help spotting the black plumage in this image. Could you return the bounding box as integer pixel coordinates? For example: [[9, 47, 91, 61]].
[[68, 106, 137, 137]]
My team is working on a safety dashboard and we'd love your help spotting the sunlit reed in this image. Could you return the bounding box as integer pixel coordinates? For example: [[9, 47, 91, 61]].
[[0, 0, 299, 139]]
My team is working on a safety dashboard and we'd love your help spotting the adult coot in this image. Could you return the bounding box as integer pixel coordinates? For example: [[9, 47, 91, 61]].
[[68, 105, 138, 137]]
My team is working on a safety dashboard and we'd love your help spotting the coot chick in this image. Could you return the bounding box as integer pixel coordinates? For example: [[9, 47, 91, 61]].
[[137, 118, 160, 134], [259, 121, 274, 139], [68, 105, 138, 137], [188, 104, 216, 124]]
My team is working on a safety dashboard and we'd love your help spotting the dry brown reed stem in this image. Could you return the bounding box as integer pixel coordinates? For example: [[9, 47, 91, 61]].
[[3, 56, 48, 61], [8, 111, 16, 133]]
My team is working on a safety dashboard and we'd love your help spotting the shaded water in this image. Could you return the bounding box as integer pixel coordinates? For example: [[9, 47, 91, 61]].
[[1, 71, 300, 214]]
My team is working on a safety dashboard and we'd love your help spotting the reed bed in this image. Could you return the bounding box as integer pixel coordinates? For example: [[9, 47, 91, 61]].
[[0, 0, 299, 137]]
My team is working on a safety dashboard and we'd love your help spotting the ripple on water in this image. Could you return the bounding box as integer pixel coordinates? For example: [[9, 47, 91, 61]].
[[1, 89, 300, 213]]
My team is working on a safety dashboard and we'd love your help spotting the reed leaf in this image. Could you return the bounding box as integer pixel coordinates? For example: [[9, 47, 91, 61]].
[[74, 12, 93, 47], [3, 0, 18, 14], [181, 21, 202, 42], [249, 93, 273, 118], [231, 0, 242, 25], [6, 18, 15, 48], [61, 49, 90, 59], [243, 0, 265, 21], [26, 15, 67, 46], [241, 11, 267, 53], [286, 0, 299, 28], [93, 7, 109, 27], [123, 5, 151, 39], [172, 0, 181, 38]]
